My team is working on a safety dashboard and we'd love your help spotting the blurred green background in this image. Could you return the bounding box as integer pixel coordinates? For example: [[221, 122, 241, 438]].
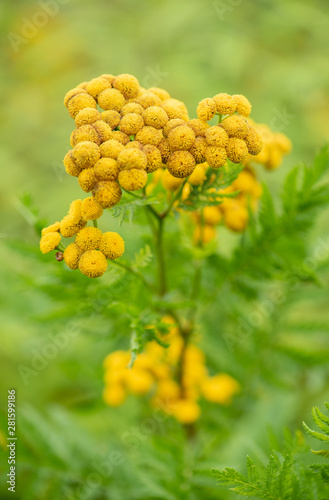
[[1, 0, 329, 498]]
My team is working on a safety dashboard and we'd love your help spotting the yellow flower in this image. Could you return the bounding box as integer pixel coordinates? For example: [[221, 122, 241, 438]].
[[79, 250, 108, 278], [135, 126, 163, 146], [97, 88, 125, 112], [113, 73, 140, 99], [161, 98, 189, 121], [212, 93, 236, 115], [86, 77, 111, 98], [201, 374, 240, 404], [137, 91, 162, 109], [232, 94, 252, 117], [103, 350, 130, 370], [41, 222, 60, 236], [125, 369, 154, 395], [205, 146, 227, 169], [203, 206, 222, 225], [142, 106, 169, 129], [75, 226, 103, 251], [40, 232, 61, 254], [63, 151, 82, 177], [244, 127, 264, 156], [168, 125, 195, 151], [143, 144, 163, 173], [117, 149, 148, 171], [223, 200, 249, 232], [60, 200, 87, 237], [100, 139, 125, 160], [78, 167, 98, 193], [172, 399, 201, 423], [119, 113, 144, 135], [63, 243, 84, 270], [193, 224, 216, 244], [205, 126, 229, 148], [161, 169, 184, 191], [226, 138, 249, 164], [220, 114, 249, 139], [197, 98, 217, 122], [188, 164, 207, 186], [121, 103, 144, 116], [72, 141, 101, 169], [75, 107, 101, 127], [92, 180, 122, 208], [103, 385, 126, 406], [99, 232, 125, 260], [94, 158, 120, 181], [156, 379, 180, 401], [167, 151, 195, 178], [118, 169, 148, 191], [66, 92, 97, 118], [64, 87, 86, 107]]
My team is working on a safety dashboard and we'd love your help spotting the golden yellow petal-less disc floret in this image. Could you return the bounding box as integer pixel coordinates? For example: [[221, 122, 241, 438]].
[[113, 73, 140, 99], [94, 158, 120, 181], [119, 113, 144, 135], [92, 180, 122, 208], [99, 232, 125, 259], [205, 146, 227, 168], [167, 151, 196, 178], [168, 125, 195, 151], [79, 250, 108, 278], [75, 226, 103, 251], [100, 139, 125, 160], [220, 115, 249, 139], [72, 141, 101, 169], [142, 106, 169, 129], [81, 197, 103, 220], [101, 110, 121, 130], [118, 169, 148, 191], [63, 243, 84, 269], [226, 138, 249, 164], [212, 93, 236, 115], [197, 98, 217, 122], [40, 232, 61, 254], [97, 88, 125, 111]]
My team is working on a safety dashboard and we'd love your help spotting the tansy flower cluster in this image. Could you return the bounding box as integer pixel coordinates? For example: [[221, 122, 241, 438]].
[[40, 199, 124, 278], [103, 316, 240, 424]]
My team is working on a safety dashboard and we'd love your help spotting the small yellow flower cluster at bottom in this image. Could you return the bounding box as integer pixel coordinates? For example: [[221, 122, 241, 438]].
[[103, 316, 240, 424]]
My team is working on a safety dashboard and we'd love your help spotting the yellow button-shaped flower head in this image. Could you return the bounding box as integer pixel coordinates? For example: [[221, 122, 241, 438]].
[[75, 226, 103, 251], [99, 232, 125, 260], [197, 98, 216, 122], [63, 243, 84, 270], [117, 148, 148, 171], [81, 197, 103, 220], [232, 94, 252, 117], [212, 93, 236, 115], [92, 180, 122, 208], [167, 151, 195, 178], [40, 232, 61, 254], [172, 399, 201, 424], [118, 169, 148, 191], [226, 138, 249, 164], [113, 74, 140, 99], [79, 250, 108, 278]]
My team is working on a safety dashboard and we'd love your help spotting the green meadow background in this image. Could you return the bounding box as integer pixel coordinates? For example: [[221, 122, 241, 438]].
[[1, 0, 329, 498]]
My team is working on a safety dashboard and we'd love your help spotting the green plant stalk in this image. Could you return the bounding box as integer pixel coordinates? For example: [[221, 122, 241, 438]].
[[111, 259, 155, 293]]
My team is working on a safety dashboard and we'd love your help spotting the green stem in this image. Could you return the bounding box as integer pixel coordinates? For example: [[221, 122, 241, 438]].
[[161, 179, 188, 218], [156, 217, 167, 296], [92, 219, 98, 228], [56, 243, 65, 252], [110, 260, 154, 292]]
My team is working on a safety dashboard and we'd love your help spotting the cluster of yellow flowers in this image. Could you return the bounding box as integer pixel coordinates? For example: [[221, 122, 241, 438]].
[[103, 316, 240, 424], [63, 75, 265, 203], [40, 199, 124, 277], [40, 72, 291, 272]]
